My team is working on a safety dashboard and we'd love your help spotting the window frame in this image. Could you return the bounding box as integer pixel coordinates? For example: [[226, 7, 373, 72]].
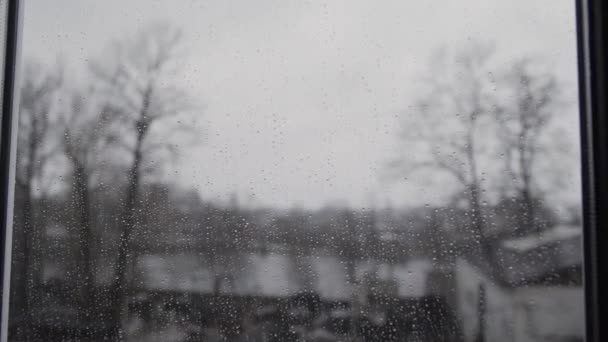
[[0, 0, 21, 341], [577, 0, 608, 341], [0, 0, 604, 341]]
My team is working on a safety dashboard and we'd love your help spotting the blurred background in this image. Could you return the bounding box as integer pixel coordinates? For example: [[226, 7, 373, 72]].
[[8, 1, 583, 341]]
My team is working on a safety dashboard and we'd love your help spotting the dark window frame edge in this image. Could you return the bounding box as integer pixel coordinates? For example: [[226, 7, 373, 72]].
[[0, 0, 21, 341], [577, 0, 606, 341]]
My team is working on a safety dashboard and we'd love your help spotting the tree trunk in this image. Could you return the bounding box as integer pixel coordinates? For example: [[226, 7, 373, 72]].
[[474, 284, 486, 342], [110, 97, 150, 337], [111, 144, 143, 336], [16, 133, 42, 339], [13, 182, 35, 340], [73, 164, 95, 321], [466, 125, 497, 270]]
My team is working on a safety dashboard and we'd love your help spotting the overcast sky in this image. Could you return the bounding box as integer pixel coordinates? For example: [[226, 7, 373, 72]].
[[22, 0, 580, 210]]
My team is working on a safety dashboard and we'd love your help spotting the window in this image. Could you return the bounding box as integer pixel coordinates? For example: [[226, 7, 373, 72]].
[[2, 1, 604, 341]]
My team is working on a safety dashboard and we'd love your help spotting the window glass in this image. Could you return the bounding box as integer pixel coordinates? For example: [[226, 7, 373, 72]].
[[9, 1, 583, 341]]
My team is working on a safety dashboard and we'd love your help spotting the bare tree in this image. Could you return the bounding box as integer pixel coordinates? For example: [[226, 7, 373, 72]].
[[60, 88, 115, 326], [388, 44, 497, 261], [11, 61, 62, 338], [89, 23, 194, 334], [495, 58, 562, 234]]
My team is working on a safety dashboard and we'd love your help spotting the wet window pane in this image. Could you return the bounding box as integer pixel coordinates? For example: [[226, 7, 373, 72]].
[[9, 1, 583, 341]]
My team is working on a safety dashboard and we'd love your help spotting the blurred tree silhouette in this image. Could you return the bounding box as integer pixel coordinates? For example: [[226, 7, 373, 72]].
[[88, 22, 196, 335], [60, 88, 120, 327], [385, 47, 573, 331], [389, 43, 498, 263], [11, 61, 63, 339], [495, 58, 563, 234], [389, 43, 568, 256]]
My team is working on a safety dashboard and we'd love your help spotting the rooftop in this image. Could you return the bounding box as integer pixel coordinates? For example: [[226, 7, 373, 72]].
[[463, 225, 583, 288], [501, 225, 581, 252]]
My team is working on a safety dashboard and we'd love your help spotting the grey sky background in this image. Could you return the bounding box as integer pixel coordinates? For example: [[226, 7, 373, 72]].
[[22, 0, 580, 210]]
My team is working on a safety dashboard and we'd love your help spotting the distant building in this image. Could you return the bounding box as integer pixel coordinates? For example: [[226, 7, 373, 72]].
[[455, 225, 584, 342]]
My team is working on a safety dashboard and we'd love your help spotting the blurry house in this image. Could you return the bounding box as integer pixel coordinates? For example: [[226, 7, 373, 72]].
[[455, 225, 583, 342]]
